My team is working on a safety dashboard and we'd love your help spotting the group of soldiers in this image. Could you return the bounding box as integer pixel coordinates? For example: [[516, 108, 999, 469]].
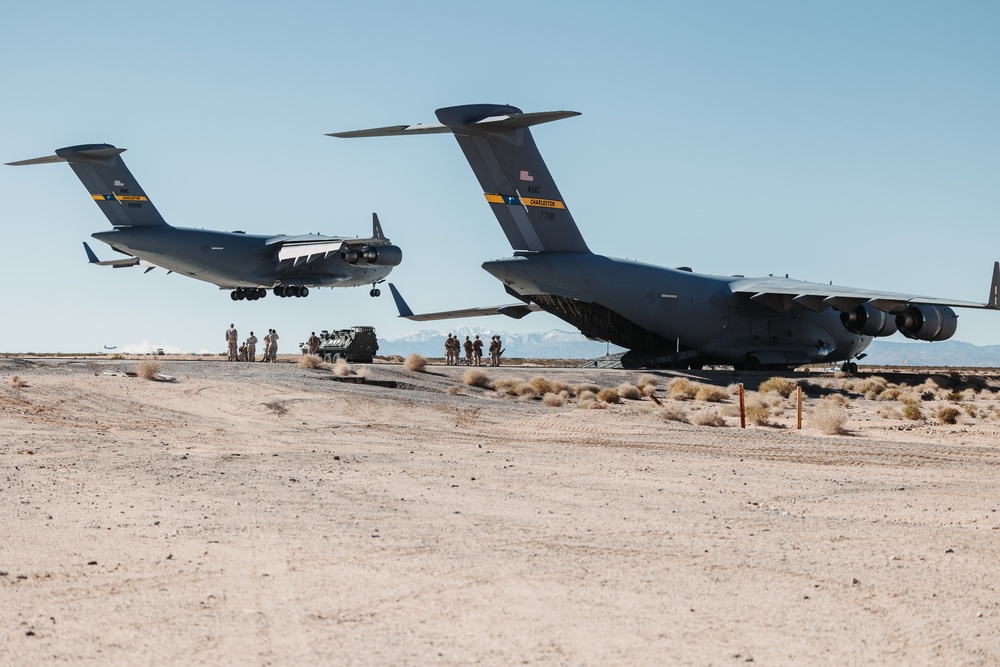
[[226, 324, 279, 362], [444, 333, 503, 366]]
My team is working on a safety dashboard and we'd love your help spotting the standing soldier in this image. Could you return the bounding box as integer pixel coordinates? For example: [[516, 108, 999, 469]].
[[246, 331, 258, 362], [226, 323, 238, 361], [445, 334, 455, 365], [307, 331, 320, 356], [463, 336, 473, 366], [472, 335, 483, 366], [488, 336, 499, 366], [262, 330, 273, 362], [269, 329, 280, 362]]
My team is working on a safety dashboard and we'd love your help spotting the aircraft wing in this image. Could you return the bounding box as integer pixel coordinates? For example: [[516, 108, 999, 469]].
[[728, 262, 1000, 313], [388, 283, 541, 321]]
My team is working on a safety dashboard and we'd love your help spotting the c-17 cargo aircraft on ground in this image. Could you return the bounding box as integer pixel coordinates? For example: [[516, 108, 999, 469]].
[[332, 104, 999, 370], [7, 144, 401, 300]]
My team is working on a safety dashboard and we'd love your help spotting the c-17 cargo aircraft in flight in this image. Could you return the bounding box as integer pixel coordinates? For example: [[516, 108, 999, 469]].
[[332, 104, 999, 370], [7, 144, 401, 300]]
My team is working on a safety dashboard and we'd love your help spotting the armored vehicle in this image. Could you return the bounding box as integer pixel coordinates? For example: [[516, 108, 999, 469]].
[[302, 326, 379, 363]]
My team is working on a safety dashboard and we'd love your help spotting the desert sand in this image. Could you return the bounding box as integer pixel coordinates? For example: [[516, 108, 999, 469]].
[[2, 356, 999, 666]]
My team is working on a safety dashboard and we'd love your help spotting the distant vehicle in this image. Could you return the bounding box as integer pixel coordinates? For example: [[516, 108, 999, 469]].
[[103, 345, 117, 350], [333, 104, 999, 371], [301, 326, 379, 363], [7, 145, 401, 300], [151, 348, 164, 356]]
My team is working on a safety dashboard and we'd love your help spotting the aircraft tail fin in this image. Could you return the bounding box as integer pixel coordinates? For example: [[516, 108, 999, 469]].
[[332, 105, 590, 254], [7, 144, 168, 227], [372, 212, 386, 240]]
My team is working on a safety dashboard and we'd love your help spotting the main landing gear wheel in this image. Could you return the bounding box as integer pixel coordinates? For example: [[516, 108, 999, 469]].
[[273, 285, 309, 298], [230, 288, 267, 301], [840, 362, 859, 374], [369, 288, 381, 297]]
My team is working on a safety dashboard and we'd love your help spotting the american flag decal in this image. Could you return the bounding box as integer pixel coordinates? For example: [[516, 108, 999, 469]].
[[519, 170, 534, 182]]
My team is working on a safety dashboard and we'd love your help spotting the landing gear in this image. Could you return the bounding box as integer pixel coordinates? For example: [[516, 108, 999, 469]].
[[369, 288, 381, 297], [840, 361, 859, 374], [230, 288, 267, 301], [273, 285, 309, 298]]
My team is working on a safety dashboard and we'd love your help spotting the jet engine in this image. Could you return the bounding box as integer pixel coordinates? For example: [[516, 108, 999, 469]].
[[360, 244, 403, 267], [895, 305, 958, 342], [840, 303, 897, 337]]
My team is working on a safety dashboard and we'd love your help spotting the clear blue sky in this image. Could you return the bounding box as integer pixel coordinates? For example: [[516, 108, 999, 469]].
[[2, 1, 998, 353]]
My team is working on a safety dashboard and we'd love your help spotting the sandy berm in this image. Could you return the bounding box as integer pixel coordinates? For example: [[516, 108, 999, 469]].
[[2, 357, 999, 665]]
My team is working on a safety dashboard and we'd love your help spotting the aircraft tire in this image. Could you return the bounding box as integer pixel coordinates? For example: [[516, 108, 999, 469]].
[[301, 287, 309, 297], [230, 291, 239, 301]]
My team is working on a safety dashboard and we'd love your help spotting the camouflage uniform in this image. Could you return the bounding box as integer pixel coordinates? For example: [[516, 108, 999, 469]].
[[488, 337, 499, 366], [262, 330, 272, 362], [269, 330, 279, 361], [463, 336, 473, 366], [445, 334, 457, 365], [226, 324, 238, 361], [246, 333, 258, 362], [307, 332, 320, 356], [238, 343, 247, 361], [472, 335, 483, 366]]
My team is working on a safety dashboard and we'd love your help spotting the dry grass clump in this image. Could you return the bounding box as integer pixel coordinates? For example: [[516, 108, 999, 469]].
[[695, 385, 728, 402], [529, 376, 553, 395], [298, 354, 325, 369], [136, 360, 161, 380], [854, 376, 888, 395], [897, 392, 921, 406], [668, 378, 697, 400], [825, 394, 849, 407], [945, 392, 963, 403], [404, 353, 427, 372], [877, 407, 902, 420], [759, 377, 796, 398], [937, 406, 961, 424], [575, 382, 600, 395], [576, 396, 605, 410], [962, 388, 978, 401], [637, 374, 659, 392], [726, 383, 742, 395], [332, 359, 354, 376], [617, 383, 642, 400], [965, 405, 978, 418], [578, 389, 597, 402], [901, 404, 923, 421], [550, 380, 573, 396], [542, 392, 565, 407], [463, 368, 491, 388], [445, 386, 462, 395], [10, 375, 27, 388], [744, 394, 772, 426], [659, 405, 689, 423], [811, 399, 849, 435], [515, 384, 537, 400], [877, 387, 902, 401], [597, 388, 621, 404], [692, 410, 726, 427]]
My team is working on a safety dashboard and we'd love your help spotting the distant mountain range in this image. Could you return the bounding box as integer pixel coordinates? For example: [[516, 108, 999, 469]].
[[378, 328, 1000, 367]]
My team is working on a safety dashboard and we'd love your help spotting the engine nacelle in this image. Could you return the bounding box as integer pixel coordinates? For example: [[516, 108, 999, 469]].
[[360, 244, 403, 267], [840, 303, 898, 337], [341, 248, 361, 264], [895, 305, 958, 342]]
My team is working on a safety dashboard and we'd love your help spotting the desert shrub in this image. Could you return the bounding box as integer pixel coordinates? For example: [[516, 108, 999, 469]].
[[445, 386, 462, 395], [404, 353, 427, 372], [10, 375, 27, 388], [298, 354, 324, 369], [877, 387, 901, 401], [660, 405, 689, 423], [980, 388, 997, 400], [529, 376, 553, 395], [901, 404, 923, 421], [812, 399, 849, 435], [767, 395, 784, 408], [965, 405, 978, 418], [695, 385, 728, 402], [876, 407, 902, 419], [463, 368, 491, 388], [110, 354, 124, 360], [692, 410, 725, 427], [575, 382, 600, 395], [332, 359, 354, 376], [136, 360, 161, 380], [826, 394, 849, 407], [617, 383, 642, 400], [668, 378, 697, 400], [542, 392, 565, 407], [744, 395, 771, 426], [515, 383, 537, 399], [576, 397, 604, 410], [597, 388, 621, 404], [578, 389, 597, 402], [640, 384, 657, 397], [726, 383, 742, 395], [897, 392, 921, 405], [854, 377, 888, 395], [945, 392, 963, 403], [550, 380, 572, 395], [637, 374, 659, 390], [493, 378, 521, 393], [721, 404, 741, 418], [937, 406, 961, 424], [962, 388, 978, 401], [759, 377, 796, 398]]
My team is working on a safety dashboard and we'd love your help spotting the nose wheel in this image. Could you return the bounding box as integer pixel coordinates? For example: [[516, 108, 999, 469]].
[[369, 287, 381, 297]]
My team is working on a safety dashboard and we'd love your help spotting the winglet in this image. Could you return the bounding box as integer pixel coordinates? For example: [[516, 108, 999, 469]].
[[988, 261, 1000, 309], [388, 283, 415, 318], [372, 212, 386, 240], [83, 241, 100, 264]]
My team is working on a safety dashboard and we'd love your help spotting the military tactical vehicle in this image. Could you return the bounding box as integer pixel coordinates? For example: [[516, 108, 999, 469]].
[[301, 326, 379, 363]]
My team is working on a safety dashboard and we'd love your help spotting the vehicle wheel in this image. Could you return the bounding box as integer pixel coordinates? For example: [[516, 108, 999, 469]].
[[230, 291, 239, 301], [274, 285, 285, 297], [373, 288, 381, 297], [300, 287, 309, 297], [848, 362, 858, 374], [258, 289, 266, 299]]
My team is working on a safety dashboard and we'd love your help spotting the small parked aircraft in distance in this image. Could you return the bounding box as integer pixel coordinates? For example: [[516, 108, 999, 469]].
[[7, 145, 402, 301], [333, 104, 999, 370], [103, 345, 117, 350]]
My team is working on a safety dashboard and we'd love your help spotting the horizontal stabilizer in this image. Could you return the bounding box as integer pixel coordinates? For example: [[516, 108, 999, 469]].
[[328, 110, 580, 139], [83, 242, 140, 268], [388, 283, 540, 321]]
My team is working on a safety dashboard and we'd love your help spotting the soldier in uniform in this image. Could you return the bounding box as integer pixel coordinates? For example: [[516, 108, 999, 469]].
[[269, 329, 279, 362], [463, 336, 473, 366], [261, 330, 272, 362], [472, 335, 483, 366], [226, 323, 238, 361], [307, 331, 320, 356], [495, 334, 503, 366], [238, 343, 247, 362], [445, 334, 455, 365], [488, 336, 499, 366], [246, 331, 258, 362]]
